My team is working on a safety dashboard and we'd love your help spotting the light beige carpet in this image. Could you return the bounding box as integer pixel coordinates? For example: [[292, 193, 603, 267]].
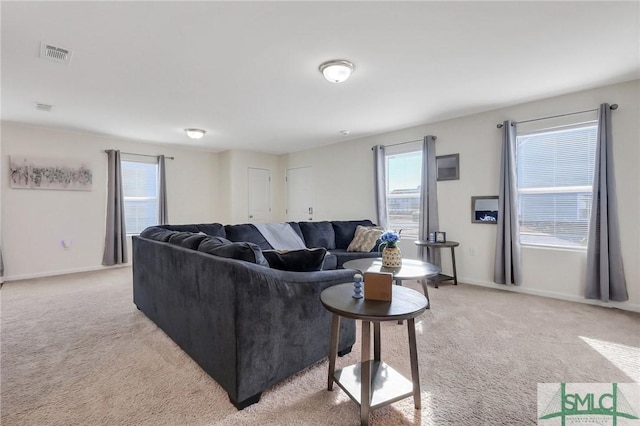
[[1, 267, 638, 425]]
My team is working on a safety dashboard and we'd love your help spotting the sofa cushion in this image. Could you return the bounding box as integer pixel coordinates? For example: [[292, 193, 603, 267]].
[[224, 224, 273, 250], [299, 221, 336, 249], [196, 223, 226, 238], [347, 225, 385, 252], [331, 220, 375, 249], [330, 249, 380, 269], [159, 224, 200, 233], [168, 232, 209, 250], [140, 226, 180, 242], [198, 236, 233, 247], [287, 222, 306, 243], [322, 252, 338, 270], [262, 248, 327, 272], [198, 237, 268, 266]]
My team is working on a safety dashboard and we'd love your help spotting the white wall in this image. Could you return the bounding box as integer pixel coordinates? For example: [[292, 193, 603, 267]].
[[217, 150, 284, 224], [0, 125, 3, 283], [4, 81, 637, 311], [1, 123, 220, 280], [283, 140, 377, 221], [216, 150, 232, 224], [284, 80, 640, 311]]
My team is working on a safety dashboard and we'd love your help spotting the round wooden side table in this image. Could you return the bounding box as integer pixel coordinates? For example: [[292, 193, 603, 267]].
[[342, 257, 439, 308], [414, 240, 460, 287], [321, 283, 428, 426]]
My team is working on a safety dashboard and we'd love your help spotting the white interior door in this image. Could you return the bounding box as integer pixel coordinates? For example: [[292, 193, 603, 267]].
[[286, 167, 313, 221], [248, 167, 271, 223]]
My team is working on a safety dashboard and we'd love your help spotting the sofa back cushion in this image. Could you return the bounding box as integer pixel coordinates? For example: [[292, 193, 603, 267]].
[[224, 224, 273, 250], [168, 232, 209, 250], [262, 248, 327, 272], [299, 221, 336, 249], [198, 236, 268, 266], [331, 220, 375, 249], [195, 223, 226, 238], [158, 224, 200, 233], [140, 226, 180, 242], [287, 222, 306, 243]]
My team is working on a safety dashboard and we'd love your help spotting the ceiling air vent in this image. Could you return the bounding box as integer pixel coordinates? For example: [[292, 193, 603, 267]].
[[36, 103, 53, 112], [40, 42, 72, 64]]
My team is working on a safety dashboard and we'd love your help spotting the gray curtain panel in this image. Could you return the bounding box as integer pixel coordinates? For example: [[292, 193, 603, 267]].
[[373, 145, 388, 229], [585, 104, 628, 302], [102, 150, 128, 266], [158, 155, 168, 225], [418, 135, 440, 266], [494, 121, 522, 285], [0, 248, 4, 278]]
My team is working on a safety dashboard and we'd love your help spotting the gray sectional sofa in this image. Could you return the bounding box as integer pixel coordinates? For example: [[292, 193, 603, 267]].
[[132, 219, 381, 409]]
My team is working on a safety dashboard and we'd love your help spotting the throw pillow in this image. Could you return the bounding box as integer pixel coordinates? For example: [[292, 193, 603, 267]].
[[198, 237, 268, 266], [262, 248, 327, 272], [347, 226, 384, 252]]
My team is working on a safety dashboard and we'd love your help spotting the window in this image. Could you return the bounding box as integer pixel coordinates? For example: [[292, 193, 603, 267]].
[[386, 144, 422, 239], [122, 160, 159, 234], [516, 122, 597, 248]]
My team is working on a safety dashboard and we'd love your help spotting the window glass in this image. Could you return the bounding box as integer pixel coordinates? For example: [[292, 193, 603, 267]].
[[122, 161, 158, 234], [516, 122, 597, 248], [386, 148, 422, 239]]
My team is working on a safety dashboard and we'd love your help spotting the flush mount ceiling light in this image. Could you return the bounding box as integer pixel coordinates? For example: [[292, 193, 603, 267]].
[[184, 128, 206, 139], [319, 60, 355, 83]]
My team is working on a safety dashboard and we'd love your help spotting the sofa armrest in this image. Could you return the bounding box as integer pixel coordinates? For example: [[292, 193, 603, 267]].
[[228, 262, 356, 401]]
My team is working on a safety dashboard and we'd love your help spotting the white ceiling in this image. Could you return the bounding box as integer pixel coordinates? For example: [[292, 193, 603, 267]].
[[2, 1, 638, 154]]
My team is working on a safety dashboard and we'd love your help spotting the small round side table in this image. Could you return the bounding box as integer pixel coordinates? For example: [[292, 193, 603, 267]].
[[321, 283, 428, 426], [414, 240, 460, 288]]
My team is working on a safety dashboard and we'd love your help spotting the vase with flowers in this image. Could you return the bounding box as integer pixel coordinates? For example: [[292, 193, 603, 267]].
[[380, 230, 402, 268]]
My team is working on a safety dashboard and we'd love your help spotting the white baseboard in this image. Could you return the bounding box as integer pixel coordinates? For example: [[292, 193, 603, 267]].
[[3, 263, 131, 282], [459, 276, 640, 313]]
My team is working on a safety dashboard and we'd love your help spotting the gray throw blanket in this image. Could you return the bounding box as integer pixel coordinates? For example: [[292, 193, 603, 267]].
[[254, 223, 307, 250]]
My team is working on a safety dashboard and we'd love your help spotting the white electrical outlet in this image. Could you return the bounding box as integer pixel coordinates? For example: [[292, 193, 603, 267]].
[[468, 247, 475, 256]]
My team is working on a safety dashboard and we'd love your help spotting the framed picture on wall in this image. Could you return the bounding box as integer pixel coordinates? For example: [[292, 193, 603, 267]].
[[436, 154, 460, 181]]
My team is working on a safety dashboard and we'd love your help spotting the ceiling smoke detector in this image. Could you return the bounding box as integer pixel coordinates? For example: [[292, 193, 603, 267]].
[[40, 42, 73, 64], [36, 103, 53, 112]]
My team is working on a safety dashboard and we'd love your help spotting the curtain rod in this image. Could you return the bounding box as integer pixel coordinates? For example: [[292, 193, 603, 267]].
[[370, 136, 436, 151], [104, 150, 175, 160], [496, 104, 618, 128]]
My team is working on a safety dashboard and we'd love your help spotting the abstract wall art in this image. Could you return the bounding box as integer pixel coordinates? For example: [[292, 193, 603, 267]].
[[9, 156, 93, 191]]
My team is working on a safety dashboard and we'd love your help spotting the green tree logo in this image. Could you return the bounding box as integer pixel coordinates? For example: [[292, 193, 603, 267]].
[[539, 383, 639, 425]]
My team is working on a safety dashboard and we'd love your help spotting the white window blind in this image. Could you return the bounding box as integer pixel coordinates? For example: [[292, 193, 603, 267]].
[[122, 160, 158, 234], [516, 122, 597, 248], [385, 143, 422, 238]]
